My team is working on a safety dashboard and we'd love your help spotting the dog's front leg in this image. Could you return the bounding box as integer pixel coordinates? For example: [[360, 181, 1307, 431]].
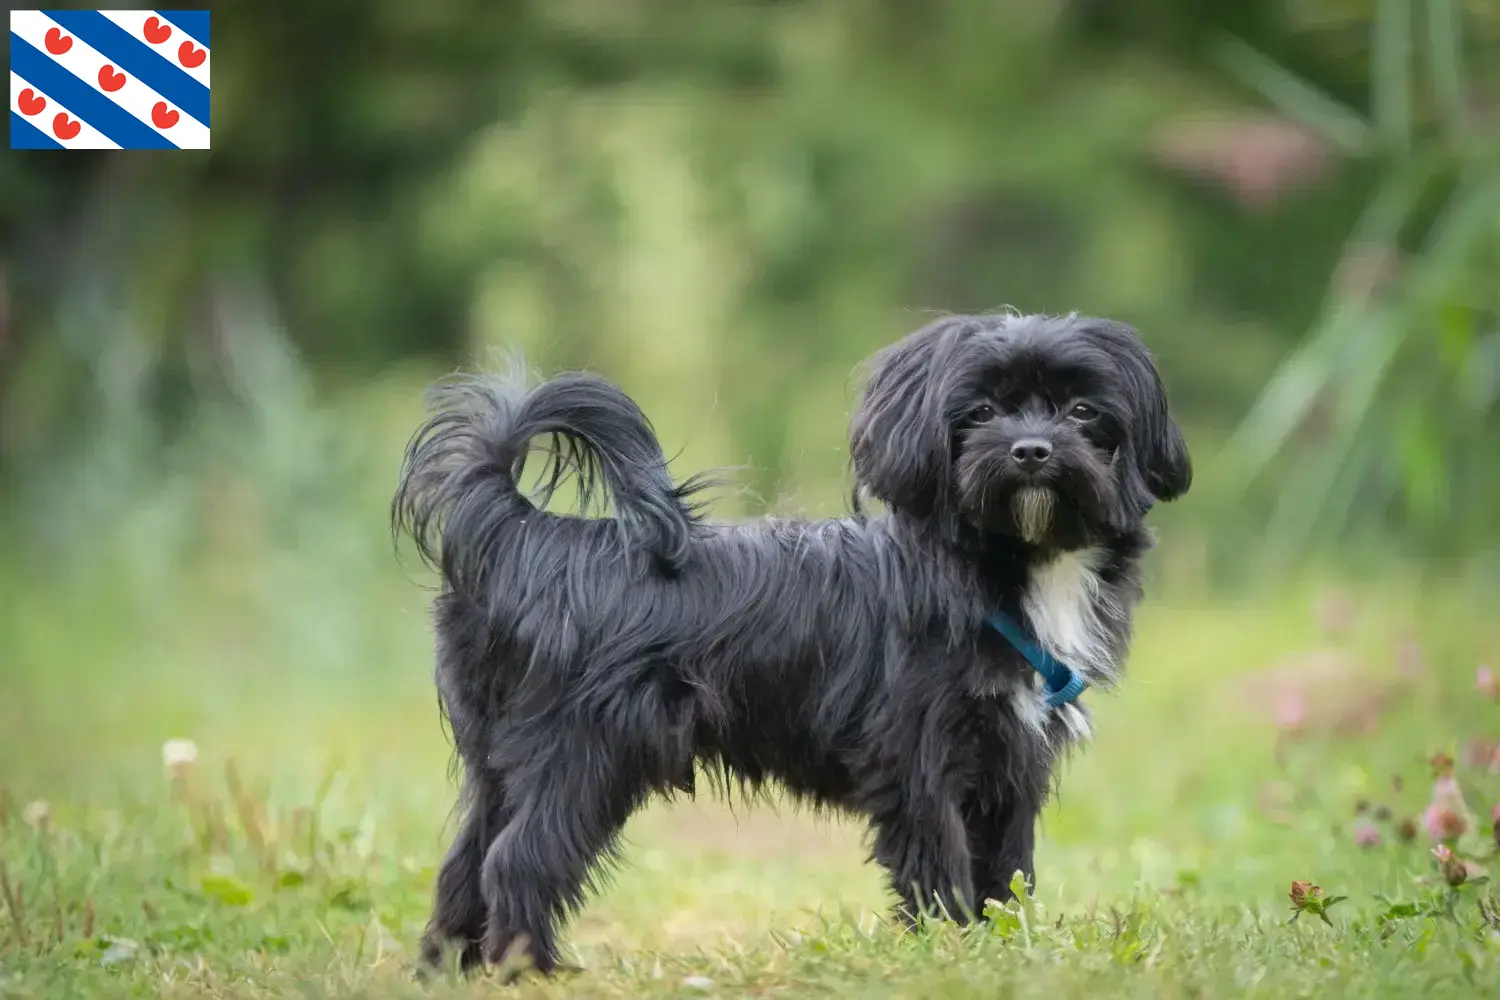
[[859, 685, 975, 925], [967, 780, 1044, 914], [869, 793, 975, 925]]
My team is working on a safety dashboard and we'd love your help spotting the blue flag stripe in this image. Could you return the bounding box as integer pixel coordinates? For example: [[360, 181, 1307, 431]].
[[159, 9, 209, 48], [9, 36, 179, 149], [41, 10, 210, 127], [10, 110, 66, 149]]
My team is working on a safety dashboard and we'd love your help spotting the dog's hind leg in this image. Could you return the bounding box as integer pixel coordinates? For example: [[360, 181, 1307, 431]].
[[420, 772, 510, 972], [421, 595, 509, 973], [478, 730, 646, 974]]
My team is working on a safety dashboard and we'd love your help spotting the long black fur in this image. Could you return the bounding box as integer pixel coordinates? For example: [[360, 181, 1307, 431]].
[[392, 313, 1191, 973]]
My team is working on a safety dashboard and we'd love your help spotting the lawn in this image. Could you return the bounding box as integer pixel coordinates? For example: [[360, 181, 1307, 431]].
[[4, 516, 1500, 997]]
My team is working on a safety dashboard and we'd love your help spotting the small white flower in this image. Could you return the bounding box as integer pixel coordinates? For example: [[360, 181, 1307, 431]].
[[162, 739, 199, 778], [682, 976, 715, 991], [99, 937, 139, 966], [22, 800, 50, 830]]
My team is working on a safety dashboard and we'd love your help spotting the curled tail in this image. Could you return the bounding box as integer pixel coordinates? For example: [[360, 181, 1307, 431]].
[[392, 365, 709, 596]]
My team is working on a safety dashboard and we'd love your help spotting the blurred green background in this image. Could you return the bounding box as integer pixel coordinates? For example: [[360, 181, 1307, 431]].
[[3, 1, 1500, 993]]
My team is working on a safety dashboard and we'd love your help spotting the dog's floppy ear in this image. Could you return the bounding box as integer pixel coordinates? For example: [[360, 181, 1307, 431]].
[[1141, 401, 1191, 501], [850, 318, 971, 516], [1094, 320, 1192, 504]]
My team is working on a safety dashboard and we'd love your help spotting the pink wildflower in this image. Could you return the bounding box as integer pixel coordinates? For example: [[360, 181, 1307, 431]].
[[1424, 775, 1470, 842], [1287, 881, 1346, 924], [1478, 665, 1499, 699], [1433, 845, 1468, 887], [1273, 691, 1307, 733], [1425, 805, 1467, 842]]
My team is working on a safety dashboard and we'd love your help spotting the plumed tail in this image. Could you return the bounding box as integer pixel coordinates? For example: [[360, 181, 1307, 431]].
[[392, 365, 710, 596]]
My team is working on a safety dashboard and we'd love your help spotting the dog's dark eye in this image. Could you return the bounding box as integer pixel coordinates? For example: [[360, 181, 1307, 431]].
[[1069, 402, 1099, 422], [969, 404, 997, 423]]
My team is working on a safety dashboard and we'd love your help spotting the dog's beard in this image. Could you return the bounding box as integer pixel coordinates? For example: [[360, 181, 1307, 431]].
[[1011, 486, 1055, 543]]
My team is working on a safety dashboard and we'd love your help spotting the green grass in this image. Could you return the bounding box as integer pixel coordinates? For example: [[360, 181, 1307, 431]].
[[6, 565, 1500, 999], [4, 384, 1500, 998]]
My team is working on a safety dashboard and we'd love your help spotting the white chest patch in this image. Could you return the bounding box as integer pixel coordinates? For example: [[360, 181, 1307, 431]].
[[1022, 545, 1116, 686], [1002, 546, 1115, 744]]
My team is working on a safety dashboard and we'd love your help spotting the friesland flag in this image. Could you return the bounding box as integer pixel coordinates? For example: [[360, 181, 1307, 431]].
[[9, 10, 210, 149]]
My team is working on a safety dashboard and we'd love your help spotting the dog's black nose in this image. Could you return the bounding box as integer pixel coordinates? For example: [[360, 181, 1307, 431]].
[[1010, 438, 1053, 471]]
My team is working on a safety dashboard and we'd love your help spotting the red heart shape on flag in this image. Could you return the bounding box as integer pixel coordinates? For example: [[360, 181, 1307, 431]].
[[18, 88, 46, 116], [151, 102, 179, 129], [98, 65, 127, 92], [143, 15, 171, 44], [45, 27, 73, 54], [178, 41, 206, 69], [53, 113, 81, 141]]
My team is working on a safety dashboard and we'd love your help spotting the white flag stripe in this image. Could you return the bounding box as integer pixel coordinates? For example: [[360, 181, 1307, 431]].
[[11, 71, 122, 149], [11, 10, 209, 148], [97, 9, 211, 88]]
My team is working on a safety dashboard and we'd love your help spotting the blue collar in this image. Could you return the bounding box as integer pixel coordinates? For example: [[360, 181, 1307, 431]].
[[985, 610, 1088, 709]]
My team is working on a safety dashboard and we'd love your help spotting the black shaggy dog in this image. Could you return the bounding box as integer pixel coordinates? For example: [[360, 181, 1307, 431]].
[[393, 312, 1191, 973]]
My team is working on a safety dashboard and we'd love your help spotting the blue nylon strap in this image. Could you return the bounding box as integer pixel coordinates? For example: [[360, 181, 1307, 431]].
[[985, 611, 1088, 709]]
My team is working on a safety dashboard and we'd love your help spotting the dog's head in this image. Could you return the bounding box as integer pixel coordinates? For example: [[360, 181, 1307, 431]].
[[850, 313, 1191, 548]]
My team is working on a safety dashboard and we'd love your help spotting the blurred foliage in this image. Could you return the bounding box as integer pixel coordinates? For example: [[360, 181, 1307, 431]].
[[1, 0, 1498, 568], [1225, 0, 1500, 558]]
